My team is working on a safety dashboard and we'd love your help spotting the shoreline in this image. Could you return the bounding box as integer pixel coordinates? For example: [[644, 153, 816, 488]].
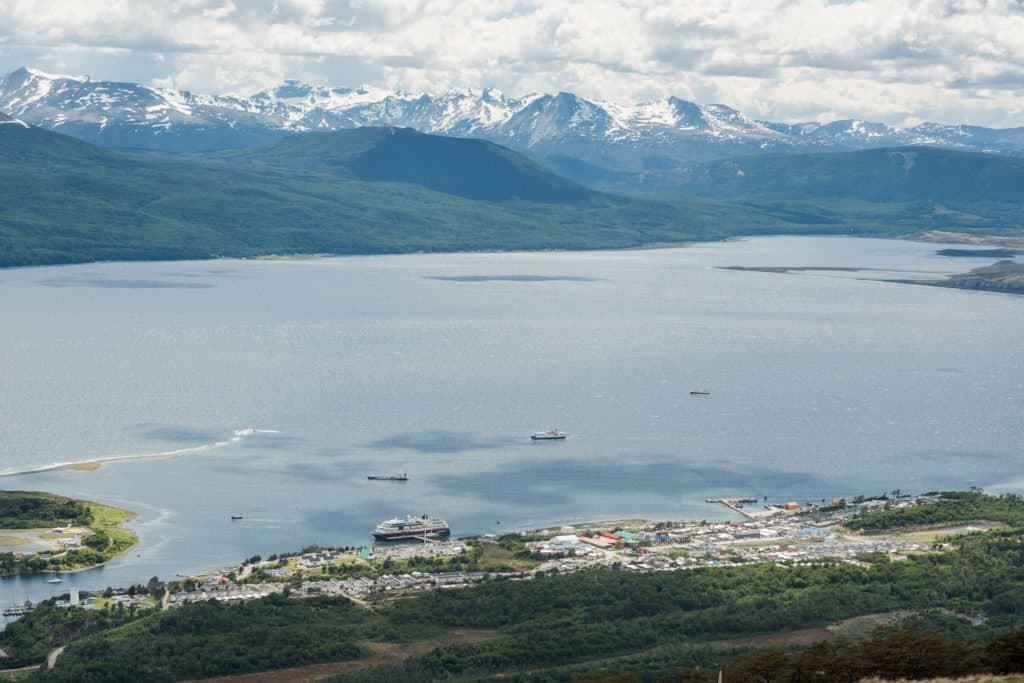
[[0, 230, 1013, 273]]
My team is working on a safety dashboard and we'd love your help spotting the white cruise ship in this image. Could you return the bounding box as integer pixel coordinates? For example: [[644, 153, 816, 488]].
[[372, 514, 450, 540]]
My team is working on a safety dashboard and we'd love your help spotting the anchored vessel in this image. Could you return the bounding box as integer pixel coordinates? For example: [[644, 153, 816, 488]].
[[531, 429, 567, 440], [3, 600, 33, 617], [372, 515, 450, 541], [690, 388, 711, 396], [368, 472, 408, 481]]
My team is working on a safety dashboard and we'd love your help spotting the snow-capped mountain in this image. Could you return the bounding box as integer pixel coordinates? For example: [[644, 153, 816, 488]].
[[0, 112, 28, 128], [3, 66, 1024, 168]]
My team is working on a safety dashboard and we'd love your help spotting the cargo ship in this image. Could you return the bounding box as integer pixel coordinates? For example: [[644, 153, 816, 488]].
[[372, 514, 450, 540], [367, 472, 408, 481], [531, 429, 567, 440]]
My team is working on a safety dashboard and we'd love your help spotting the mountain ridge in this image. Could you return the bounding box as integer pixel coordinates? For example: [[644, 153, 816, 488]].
[[4, 66, 1024, 170], [677, 147, 1024, 205], [212, 126, 596, 203]]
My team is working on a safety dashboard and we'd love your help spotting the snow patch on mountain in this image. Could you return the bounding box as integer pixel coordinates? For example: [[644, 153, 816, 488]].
[[3, 66, 1024, 161], [0, 112, 29, 128]]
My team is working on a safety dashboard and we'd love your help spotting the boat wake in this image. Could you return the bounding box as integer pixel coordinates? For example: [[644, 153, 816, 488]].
[[0, 428, 280, 478]]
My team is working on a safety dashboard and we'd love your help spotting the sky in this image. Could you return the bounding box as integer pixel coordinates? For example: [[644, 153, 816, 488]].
[[1, 0, 1023, 127]]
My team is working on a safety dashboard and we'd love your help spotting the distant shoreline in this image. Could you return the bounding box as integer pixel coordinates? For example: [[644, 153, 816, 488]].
[[0, 231, 1018, 273]]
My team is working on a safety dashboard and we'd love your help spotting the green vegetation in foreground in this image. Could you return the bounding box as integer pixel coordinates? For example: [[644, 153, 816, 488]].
[[847, 491, 1024, 532], [0, 491, 136, 576], [2, 492, 1021, 681], [9, 594, 440, 681], [1, 123, 1021, 268], [721, 621, 1024, 682], [0, 599, 153, 669]]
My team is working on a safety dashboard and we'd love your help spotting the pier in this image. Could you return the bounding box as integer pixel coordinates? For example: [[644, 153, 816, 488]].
[[705, 497, 762, 520]]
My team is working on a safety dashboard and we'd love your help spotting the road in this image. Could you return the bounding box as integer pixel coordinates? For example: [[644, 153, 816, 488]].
[[47, 646, 65, 670]]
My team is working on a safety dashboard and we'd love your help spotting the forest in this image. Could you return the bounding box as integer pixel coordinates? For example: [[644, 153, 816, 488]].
[[847, 491, 1024, 531], [0, 491, 93, 529]]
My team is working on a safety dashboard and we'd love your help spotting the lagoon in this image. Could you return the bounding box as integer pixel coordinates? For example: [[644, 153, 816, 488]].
[[1, 236, 1022, 607]]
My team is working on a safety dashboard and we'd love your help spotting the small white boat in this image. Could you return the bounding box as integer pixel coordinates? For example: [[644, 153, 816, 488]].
[[47, 577, 62, 584], [531, 429, 567, 440]]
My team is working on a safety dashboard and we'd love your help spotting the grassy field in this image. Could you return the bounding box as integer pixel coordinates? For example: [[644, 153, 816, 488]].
[[86, 501, 137, 555], [0, 492, 137, 575]]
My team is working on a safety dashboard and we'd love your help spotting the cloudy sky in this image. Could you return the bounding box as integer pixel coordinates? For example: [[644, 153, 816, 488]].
[[1, 0, 1023, 126]]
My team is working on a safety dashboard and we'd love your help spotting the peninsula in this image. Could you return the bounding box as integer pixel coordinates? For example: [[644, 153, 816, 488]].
[[0, 491, 137, 576], [910, 259, 1024, 295]]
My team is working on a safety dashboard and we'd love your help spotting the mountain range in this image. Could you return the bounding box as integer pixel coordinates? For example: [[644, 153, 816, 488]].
[[4, 66, 1024, 192]]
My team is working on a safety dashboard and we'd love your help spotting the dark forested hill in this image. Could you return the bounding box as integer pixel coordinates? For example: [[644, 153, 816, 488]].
[[1, 119, 1023, 268], [0, 121, 679, 267], [215, 127, 595, 202], [679, 146, 1024, 205]]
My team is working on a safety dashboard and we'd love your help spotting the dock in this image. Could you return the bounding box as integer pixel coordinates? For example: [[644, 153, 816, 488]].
[[706, 498, 753, 519], [705, 497, 764, 520]]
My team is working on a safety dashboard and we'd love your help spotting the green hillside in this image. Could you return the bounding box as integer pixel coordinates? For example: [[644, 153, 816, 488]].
[[680, 146, 1024, 207], [0, 122, 856, 268], [216, 127, 594, 202], [1, 122, 1022, 268], [0, 123, 667, 267]]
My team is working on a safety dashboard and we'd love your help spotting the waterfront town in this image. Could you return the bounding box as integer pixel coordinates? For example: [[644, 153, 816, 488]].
[[150, 493, 960, 609], [5, 492, 979, 619]]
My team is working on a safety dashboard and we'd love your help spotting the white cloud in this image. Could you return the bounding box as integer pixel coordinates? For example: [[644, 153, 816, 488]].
[[1, 0, 1023, 126]]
